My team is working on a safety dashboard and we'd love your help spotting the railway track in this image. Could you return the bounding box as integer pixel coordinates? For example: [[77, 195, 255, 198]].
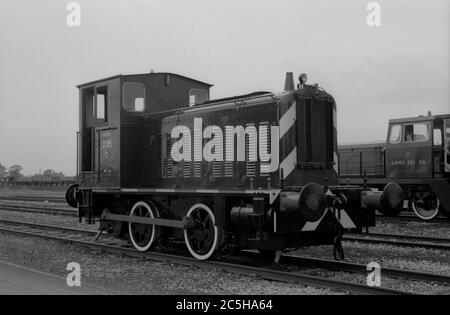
[[1, 203, 449, 251], [277, 254, 450, 285], [376, 214, 449, 224], [0, 218, 448, 295], [2, 197, 448, 223], [0, 195, 65, 203], [0, 203, 77, 217], [345, 233, 450, 250]]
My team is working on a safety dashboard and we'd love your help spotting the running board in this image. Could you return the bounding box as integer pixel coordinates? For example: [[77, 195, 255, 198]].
[[101, 212, 186, 229]]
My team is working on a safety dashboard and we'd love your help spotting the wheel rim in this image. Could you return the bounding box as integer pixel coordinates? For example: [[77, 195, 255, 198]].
[[184, 204, 218, 260], [128, 201, 157, 252], [411, 192, 440, 221]]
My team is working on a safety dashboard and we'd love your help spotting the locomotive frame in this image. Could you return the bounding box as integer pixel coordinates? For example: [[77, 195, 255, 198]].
[[67, 72, 402, 261]]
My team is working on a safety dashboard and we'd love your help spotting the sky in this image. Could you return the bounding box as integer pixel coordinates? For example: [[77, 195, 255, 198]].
[[0, 0, 449, 175]]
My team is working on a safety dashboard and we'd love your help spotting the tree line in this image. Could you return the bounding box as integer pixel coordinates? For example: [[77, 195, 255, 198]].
[[0, 163, 74, 183]]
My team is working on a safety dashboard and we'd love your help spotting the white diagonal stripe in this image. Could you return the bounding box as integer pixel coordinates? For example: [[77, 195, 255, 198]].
[[301, 208, 357, 231], [279, 101, 296, 139], [335, 210, 356, 229], [333, 152, 339, 175], [280, 147, 297, 178], [301, 208, 329, 231]]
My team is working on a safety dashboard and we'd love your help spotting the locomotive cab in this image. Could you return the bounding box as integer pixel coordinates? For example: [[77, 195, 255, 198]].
[[385, 114, 450, 178], [74, 73, 212, 220], [78, 77, 120, 188], [76, 73, 212, 190]]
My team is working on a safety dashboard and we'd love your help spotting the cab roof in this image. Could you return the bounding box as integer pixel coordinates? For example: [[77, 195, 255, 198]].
[[389, 113, 450, 124], [76, 72, 214, 88]]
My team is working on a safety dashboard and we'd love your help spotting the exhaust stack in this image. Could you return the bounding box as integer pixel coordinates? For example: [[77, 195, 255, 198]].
[[284, 72, 295, 91]]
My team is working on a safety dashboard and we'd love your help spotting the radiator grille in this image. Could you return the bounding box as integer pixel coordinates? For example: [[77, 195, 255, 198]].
[[165, 133, 173, 178], [246, 123, 256, 177], [156, 134, 163, 178], [259, 122, 270, 176]]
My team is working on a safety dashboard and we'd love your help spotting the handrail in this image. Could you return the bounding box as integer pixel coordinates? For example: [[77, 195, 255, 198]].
[[338, 149, 385, 177]]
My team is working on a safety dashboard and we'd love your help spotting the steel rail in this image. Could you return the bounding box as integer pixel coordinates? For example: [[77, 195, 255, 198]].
[[355, 232, 450, 244], [0, 195, 66, 203], [376, 215, 449, 224], [0, 202, 74, 212], [277, 254, 450, 285], [344, 233, 450, 250], [0, 204, 77, 217], [3, 217, 447, 286], [0, 218, 95, 235], [0, 219, 416, 295]]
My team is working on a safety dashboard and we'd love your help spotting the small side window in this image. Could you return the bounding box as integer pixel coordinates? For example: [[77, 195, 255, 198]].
[[433, 129, 442, 146], [404, 125, 414, 142], [123, 82, 146, 112], [96, 86, 107, 124], [445, 121, 450, 165], [404, 123, 429, 142], [189, 89, 209, 106], [389, 125, 402, 144]]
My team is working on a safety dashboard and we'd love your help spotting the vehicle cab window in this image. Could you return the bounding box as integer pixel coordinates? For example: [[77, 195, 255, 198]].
[[433, 128, 442, 146], [389, 124, 402, 144], [444, 120, 450, 166], [96, 86, 107, 124], [123, 82, 146, 112], [404, 123, 429, 142], [189, 89, 209, 106]]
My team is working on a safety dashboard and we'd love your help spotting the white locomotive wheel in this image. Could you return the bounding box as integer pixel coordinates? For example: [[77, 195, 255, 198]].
[[184, 203, 219, 261], [128, 201, 158, 252], [411, 192, 440, 221]]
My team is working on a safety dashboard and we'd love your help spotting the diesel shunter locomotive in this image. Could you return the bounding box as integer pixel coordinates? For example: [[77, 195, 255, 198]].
[[66, 71, 402, 261], [339, 113, 450, 220]]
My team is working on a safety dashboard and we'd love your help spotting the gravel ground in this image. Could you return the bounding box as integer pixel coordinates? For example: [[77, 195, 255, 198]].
[[303, 269, 448, 294], [0, 233, 336, 295], [370, 219, 449, 239], [288, 242, 450, 294], [295, 241, 450, 276]]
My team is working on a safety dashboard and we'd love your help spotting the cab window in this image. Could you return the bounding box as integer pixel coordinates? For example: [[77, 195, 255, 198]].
[[189, 89, 209, 106], [96, 86, 107, 124], [123, 82, 146, 112], [433, 129, 442, 146], [404, 123, 429, 142], [445, 120, 450, 164], [389, 124, 402, 144]]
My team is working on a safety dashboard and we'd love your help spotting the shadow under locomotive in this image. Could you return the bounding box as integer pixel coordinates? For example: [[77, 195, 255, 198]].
[[66, 71, 403, 261]]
